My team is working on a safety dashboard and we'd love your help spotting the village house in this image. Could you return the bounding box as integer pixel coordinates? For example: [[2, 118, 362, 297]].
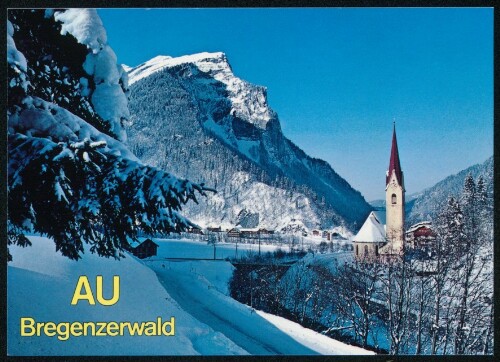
[[258, 228, 274, 240], [227, 228, 241, 238], [207, 226, 222, 232], [240, 228, 260, 238], [405, 221, 436, 250], [187, 227, 204, 235], [312, 229, 321, 237], [226, 227, 275, 239], [130, 238, 159, 259]]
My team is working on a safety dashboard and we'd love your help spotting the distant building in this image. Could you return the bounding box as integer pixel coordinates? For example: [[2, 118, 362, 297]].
[[187, 227, 204, 235], [227, 228, 241, 238], [312, 229, 321, 237], [352, 211, 386, 261], [207, 226, 222, 232], [240, 228, 260, 238], [353, 124, 406, 262], [229, 228, 276, 239], [258, 228, 274, 235], [331, 232, 346, 241], [130, 238, 159, 259], [322, 230, 331, 240], [406, 221, 436, 250]]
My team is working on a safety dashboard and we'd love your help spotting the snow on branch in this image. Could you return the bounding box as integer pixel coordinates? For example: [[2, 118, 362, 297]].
[[8, 133, 212, 260], [53, 9, 130, 142]]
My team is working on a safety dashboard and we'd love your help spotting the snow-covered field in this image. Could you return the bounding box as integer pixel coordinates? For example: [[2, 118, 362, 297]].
[[149, 237, 282, 260], [8, 236, 245, 356], [256, 310, 372, 355], [8, 236, 372, 356]]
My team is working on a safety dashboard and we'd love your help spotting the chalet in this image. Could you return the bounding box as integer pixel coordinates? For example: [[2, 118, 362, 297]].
[[227, 228, 241, 238], [240, 228, 259, 238], [322, 230, 332, 241], [187, 227, 204, 235], [331, 232, 346, 241], [312, 229, 321, 237], [207, 226, 222, 232], [258, 228, 274, 235], [258, 228, 275, 238], [406, 221, 436, 249], [130, 238, 159, 259], [226, 227, 275, 239]]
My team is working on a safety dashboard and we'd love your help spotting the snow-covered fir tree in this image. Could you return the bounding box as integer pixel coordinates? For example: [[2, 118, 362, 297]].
[[7, 9, 210, 261]]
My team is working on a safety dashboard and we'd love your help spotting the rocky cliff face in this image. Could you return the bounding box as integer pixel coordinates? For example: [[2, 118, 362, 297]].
[[126, 52, 372, 234]]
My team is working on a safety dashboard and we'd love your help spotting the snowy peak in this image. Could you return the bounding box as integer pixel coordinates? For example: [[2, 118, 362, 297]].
[[128, 52, 227, 85], [127, 50, 372, 231], [128, 52, 273, 129]]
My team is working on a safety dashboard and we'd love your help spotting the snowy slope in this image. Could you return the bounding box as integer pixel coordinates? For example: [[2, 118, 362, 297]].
[[126, 52, 372, 233], [146, 238, 373, 355], [148, 260, 317, 355], [8, 236, 245, 355], [8, 236, 372, 355], [256, 310, 373, 355], [406, 156, 493, 224]]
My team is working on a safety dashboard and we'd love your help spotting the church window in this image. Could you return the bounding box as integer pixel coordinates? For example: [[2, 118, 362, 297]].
[[364, 245, 368, 255], [391, 193, 397, 204], [356, 245, 359, 256], [376, 245, 379, 256]]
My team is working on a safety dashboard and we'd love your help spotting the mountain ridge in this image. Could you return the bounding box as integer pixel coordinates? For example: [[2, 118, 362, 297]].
[[125, 52, 372, 233], [406, 155, 493, 224], [371, 156, 493, 225]]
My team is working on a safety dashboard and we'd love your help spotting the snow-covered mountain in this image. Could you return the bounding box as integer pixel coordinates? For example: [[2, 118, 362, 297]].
[[125, 52, 372, 233], [369, 156, 493, 226], [406, 156, 493, 224]]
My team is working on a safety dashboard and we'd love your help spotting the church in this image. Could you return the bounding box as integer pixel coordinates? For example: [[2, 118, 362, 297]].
[[353, 124, 406, 261]]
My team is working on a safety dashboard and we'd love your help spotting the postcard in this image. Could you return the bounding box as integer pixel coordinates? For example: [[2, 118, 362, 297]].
[[6, 7, 493, 356]]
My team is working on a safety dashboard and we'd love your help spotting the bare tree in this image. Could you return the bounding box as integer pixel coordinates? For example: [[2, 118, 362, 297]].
[[334, 259, 383, 348], [380, 252, 414, 355]]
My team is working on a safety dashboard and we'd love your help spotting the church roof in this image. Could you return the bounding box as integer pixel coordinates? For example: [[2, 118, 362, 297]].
[[386, 123, 403, 186], [352, 211, 386, 243], [372, 209, 386, 225]]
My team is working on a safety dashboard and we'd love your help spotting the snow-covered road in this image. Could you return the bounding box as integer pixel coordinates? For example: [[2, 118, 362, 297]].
[[8, 236, 372, 355], [148, 260, 318, 355]]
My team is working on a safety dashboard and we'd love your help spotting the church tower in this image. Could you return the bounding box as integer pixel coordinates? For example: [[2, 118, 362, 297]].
[[385, 123, 405, 254]]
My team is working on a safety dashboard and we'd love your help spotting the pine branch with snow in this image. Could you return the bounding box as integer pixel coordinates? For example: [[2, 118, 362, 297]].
[[8, 133, 210, 260], [7, 9, 212, 261]]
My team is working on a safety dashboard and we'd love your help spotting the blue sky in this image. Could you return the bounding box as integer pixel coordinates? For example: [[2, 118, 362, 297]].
[[98, 8, 493, 201]]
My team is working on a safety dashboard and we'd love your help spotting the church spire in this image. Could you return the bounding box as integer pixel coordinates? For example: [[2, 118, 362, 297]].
[[386, 123, 403, 186]]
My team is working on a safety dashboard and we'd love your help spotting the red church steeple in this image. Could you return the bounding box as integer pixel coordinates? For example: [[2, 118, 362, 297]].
[[386, 123, 403, 187]]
